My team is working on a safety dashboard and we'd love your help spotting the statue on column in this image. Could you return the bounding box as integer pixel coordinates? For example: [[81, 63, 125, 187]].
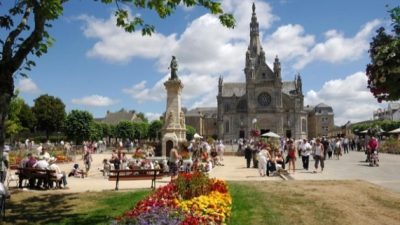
[[169, 56, 178, 80]]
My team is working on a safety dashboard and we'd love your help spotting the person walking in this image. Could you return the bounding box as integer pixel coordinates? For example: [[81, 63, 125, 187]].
[[169, 147, 181, 180], [286, 139, 297, 174], [321, 137, 329, 160], [252, 144, 259, 168], [258, 148, 269, 176], [313, 138, 325, 173], [83, 150, 92, 175], [299, 139, 312, 170], [244, 144, 252, 168]]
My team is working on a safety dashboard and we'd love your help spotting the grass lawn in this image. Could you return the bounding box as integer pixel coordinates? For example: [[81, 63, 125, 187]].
[[4, 180, 400, 225], [4, 189, 150, 225]]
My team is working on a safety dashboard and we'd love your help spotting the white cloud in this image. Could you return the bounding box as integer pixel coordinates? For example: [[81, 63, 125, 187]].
[[122, 80, 165, 103], [72, 95, 119, 107], [79, 14, 177, 63], [80, 1, 384, 122], [17, 78, 40, 94], [294, 19, 381, 69], [145, 112, 162, 122], [304, 71, 384, 125], [123, 73, 218, 106], [264, 24, 315, 61], [79, 0, 276, 77]]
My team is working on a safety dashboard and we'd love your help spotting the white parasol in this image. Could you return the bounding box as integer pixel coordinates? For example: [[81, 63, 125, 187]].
[[261, 131, 280, 138], [193, 133, 203, 139]]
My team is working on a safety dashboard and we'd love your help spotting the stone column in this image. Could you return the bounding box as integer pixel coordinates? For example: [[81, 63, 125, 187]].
[[162, 79, 186, 157]]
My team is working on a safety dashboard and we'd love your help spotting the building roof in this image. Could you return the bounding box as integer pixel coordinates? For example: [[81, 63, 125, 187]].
[[388, 102, 400, 110], [100, 109, 142, 125], [304, 105, 314, 112], [282, 81, 297, 95], [186, 107, 217, 118], [221, 83, 246, 97], [313, 102, 334, 114], [315, 103, 332, 109]]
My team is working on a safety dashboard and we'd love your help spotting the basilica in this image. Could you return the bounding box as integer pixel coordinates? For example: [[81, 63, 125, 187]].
[[215, 3, 307, 140], [185, 4, 335, 140]]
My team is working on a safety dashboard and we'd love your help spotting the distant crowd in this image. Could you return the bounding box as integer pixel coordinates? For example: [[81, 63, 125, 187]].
[[236, 135, 381, 176]]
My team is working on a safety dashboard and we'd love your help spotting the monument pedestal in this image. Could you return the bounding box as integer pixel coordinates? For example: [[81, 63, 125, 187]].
[[162, 79, 186, 157]]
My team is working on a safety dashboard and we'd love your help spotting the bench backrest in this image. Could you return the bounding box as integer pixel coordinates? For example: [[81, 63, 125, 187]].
[[17, 167, 56, 176], [109, 169, 162, 173]]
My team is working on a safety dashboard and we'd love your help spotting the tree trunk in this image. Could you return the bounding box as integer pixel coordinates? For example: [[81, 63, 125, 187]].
[[0, 67, 14, 174]]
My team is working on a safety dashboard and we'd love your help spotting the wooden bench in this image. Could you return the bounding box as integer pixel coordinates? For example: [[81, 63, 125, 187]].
[[16, 168, 58, 189], [108, 169, 164, 190]]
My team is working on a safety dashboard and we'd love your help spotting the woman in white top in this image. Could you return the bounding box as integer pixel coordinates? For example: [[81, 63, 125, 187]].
[[313, 138, 325, 173], [258, 148, 270, 177]]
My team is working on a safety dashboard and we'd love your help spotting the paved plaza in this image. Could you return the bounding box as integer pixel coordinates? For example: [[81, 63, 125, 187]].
[[11, 150, 399, 194], [288, 151, 400, 193]]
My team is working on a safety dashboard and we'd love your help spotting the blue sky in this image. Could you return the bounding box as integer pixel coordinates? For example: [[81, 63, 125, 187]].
[[11, 0, 399, 125]]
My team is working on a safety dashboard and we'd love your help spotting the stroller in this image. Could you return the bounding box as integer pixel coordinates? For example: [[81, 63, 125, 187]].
[[369, 150, 379, 167]]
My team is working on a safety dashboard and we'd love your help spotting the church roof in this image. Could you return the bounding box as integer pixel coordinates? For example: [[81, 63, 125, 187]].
[[221, 83, 246, 97], [282, 81, 297, 95]]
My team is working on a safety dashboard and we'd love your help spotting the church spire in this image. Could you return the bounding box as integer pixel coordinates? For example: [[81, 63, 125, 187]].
[[249, 2, 261, 55], [273, 55, 281, 77]]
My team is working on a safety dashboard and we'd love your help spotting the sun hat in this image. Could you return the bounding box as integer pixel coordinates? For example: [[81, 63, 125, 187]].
[[49, 157, 57, 164]]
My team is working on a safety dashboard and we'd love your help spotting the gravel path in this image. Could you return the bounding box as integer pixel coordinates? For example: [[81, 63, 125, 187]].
[[9, 150, 400, 193]]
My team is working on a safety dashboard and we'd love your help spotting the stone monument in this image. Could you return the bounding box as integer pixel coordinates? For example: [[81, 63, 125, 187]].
[[162, 56, 186, 156]]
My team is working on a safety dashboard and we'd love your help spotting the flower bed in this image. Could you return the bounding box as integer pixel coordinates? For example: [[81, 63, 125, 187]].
[[115, 172, 232, 225], [8, 149, 73, 165]]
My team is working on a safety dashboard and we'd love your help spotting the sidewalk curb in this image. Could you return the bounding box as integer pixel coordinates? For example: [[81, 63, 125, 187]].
[[279, 172, 294, 181]]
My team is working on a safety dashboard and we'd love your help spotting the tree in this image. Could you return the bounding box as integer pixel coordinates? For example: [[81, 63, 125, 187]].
[[133, 121, 149, 141], [64, 110, 93, 145], [90, 122, 104, 141], [18, 102, 36, 132], [148, 120, 163, 141], [5, 93, 24, 141], [136, 112, 148, 123], [32, 94, 66, 140], [115, 120, 135, 141], [366, 6, 400, 102], [186, 125, 196, 141], [100, 122, 115, 146], [0, 0, 235, 161]]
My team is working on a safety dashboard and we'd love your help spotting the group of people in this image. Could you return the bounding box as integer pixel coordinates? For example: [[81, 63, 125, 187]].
[[18, 150, 68, 189], [240, 137, 333, 176], [166, 139, 226, 180], [240, 133, 383, 177], [101, 146, 165, 177], [243, 139, 285, 176]]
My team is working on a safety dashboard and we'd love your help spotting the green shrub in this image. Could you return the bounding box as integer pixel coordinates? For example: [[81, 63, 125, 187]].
[[380, 137, 400, 154]]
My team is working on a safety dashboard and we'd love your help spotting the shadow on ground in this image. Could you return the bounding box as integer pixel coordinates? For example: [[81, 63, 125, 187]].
[[4, 191, 109, 225]]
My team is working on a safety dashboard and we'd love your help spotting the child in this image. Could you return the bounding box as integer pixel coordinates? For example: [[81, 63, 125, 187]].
[[210, 148, 219, 167], [68, 164, 84, 178], [83, 151, 92, 174], [102, 159, 111, 176]]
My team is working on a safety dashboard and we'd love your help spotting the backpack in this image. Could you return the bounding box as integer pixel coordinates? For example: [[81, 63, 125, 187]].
[[369, 139, 378, 150]]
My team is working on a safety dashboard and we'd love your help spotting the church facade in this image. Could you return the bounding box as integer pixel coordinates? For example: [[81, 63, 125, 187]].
[[216, 4, 308, 140]]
